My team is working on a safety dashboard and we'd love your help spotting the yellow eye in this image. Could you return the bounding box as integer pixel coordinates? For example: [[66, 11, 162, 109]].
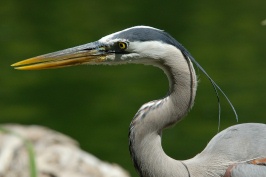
[[118, 42, 127, 50]]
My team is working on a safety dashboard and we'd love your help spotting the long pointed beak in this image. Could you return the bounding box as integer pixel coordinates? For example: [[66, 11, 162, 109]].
[[11, 41, 108, 70]]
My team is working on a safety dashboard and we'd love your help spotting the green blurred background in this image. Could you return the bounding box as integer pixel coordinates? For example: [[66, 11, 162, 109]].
[[1, 0, 265, 176]]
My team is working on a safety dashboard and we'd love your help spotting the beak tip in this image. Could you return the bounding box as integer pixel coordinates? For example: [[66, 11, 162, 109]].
[[11, 63, 17, 67], [10, 57, 42, 70], [11, 63, 21, 70]]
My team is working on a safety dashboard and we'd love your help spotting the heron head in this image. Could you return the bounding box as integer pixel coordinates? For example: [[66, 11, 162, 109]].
[[11, 26, 183, 70]]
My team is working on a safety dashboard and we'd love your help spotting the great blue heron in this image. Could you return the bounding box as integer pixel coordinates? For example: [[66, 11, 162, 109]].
[[12, 26, 266, 177]]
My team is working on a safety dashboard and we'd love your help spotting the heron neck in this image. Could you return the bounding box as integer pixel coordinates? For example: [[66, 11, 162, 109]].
[[129, 50, 197, 177]]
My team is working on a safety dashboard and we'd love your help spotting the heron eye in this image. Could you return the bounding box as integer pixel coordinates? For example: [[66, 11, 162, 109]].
[[118, 42, 127, 50]]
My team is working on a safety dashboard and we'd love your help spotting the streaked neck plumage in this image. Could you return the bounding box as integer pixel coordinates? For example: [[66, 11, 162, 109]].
[[129, 45, 198, 177]]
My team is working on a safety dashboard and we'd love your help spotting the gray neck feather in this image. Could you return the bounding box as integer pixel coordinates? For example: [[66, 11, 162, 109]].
[[129, 47, 197, 177]]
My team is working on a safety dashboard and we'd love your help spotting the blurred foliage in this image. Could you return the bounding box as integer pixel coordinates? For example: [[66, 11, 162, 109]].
[[0, 0, 265, 176]]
